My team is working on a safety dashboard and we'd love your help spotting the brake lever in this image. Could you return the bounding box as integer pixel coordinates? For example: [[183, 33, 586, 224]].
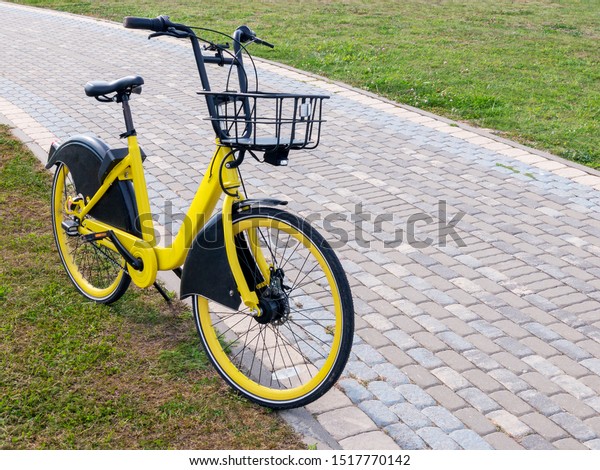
[[254, 37, 275, 49]]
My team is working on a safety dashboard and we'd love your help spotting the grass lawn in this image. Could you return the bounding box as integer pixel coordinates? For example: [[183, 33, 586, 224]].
[[0, 125, 304, 449], [8, 0, 600, 167]]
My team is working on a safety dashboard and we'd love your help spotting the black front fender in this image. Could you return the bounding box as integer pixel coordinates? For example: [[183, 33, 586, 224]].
[[180, 212, 242, 309], [180, 199, 287, 309]]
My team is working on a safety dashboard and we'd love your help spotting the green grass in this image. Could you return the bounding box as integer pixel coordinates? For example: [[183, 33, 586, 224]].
[[9, 0, 600, 167], [0, 125, 303, 449]]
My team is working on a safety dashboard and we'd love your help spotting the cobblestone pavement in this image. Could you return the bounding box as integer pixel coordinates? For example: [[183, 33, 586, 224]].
[[3, 2, 600, 450]]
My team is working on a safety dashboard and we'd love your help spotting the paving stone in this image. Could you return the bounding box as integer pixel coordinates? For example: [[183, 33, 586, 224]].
[[520, 434, 556, 450], [584, 438, 600, 450], [396, 384, 437, 410], [486, 410, 532, 439], [430, 366, 471, 392], [343, 361, 380, 383], [317, 407, 378, 441], [495, 337, 535, 359], [457, 387, 501, 414], [384, 423, 427, 450], [372, 362, 411, 386], [553, 438, 589, 450], [520, 412, 568, 442], [520, 372, 563, 396], [390, 402, 433, 430], [450, 429, 493, 450], [551, 393, 597, 420], [421, 406, 464, 433], [401, 364, 441, 389], [426, 385, 468, 412], [549, 355, 592, 379], [522, 355, 563, 378], [462, 369, 504, 394], [339, 430, 400, 450], [338, 378, 373, 404], [306, 387, 352, 415], [436, 330, 473, 352], [406, 348, 445, 369], [550, 339, 593, 361], [413, 332, 449, 353], [367, 381, 405, 406], [416, 427, 460, 450], [552, 375, 595, 400], [484, 432, 524, 450], [352, 343, 387, 366], [379, 345, 415, 369], [487, 368, 531, 394], [550, 413, 597, 441], [384, 330, 419, 351], [462, 349, 500, 372], [358, 400, 400, 428], [492, 351, 533, 375]]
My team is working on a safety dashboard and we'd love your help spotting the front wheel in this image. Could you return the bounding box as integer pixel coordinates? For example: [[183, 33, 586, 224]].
[[192, 207, 354, 409]]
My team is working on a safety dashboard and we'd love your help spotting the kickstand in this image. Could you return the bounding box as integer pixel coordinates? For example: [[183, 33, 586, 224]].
[[153, 281, 172, 303]]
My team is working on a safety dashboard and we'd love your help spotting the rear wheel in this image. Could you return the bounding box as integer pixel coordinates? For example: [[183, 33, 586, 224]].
[[51, 162, 130, 303], [192, 207, 354, 409]]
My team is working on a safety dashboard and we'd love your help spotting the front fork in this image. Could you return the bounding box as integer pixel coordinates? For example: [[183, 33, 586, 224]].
[[222, 198, 274, 315]]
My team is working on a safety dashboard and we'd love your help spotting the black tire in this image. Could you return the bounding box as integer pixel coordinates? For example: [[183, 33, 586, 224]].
[[191, 207, 354, 409]]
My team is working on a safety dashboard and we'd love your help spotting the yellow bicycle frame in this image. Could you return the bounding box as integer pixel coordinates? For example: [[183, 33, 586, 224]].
[[76, 135, 261, 311]]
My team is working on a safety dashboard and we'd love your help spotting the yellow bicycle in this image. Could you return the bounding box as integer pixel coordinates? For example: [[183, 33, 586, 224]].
[[47, 15, 354, 409]]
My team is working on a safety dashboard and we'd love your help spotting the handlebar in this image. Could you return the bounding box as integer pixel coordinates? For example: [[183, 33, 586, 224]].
[[123, 15, 273, 47], [122, 15, 273, 140]]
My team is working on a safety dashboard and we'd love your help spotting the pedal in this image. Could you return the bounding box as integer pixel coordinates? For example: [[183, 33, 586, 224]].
[[61, 219, 80, 237], [81, 231, 110, 243]]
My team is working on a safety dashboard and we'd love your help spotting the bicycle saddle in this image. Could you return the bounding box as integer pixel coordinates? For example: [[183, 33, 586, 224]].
[[84, 75, 144, 97]]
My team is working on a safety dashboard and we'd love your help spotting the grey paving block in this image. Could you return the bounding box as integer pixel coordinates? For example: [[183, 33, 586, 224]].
[[450, 429, 493, 450], [384, 423, 428, 450], [457, 387, 501, 415], [421, 406, 464, 433], [550, 412, 597, 442], [390, 402, 434, 430], [416, 427, 461, 450], [367, 381, 405, 406], [338, 378, 373, 404], [358, 400, 400, 428], [396, 384, 437, 410]]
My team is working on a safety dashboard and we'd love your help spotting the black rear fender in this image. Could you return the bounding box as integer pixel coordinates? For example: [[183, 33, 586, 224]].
[[47, 135, 141, 237]]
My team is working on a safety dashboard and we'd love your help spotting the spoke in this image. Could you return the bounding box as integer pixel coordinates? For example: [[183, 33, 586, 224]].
[[279, 236, 302, 272], [213, 313, 254, 344], [255, 226, 278, 267], [291, 273, 328, 293], [272, 324, 305, 388], [285, 318, 334, 350], [289, 253, 316, 293], [280, 321, 324, 371]]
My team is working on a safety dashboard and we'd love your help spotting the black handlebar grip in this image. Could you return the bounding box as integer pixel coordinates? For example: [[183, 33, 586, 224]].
[[123, 16, 169, 32]]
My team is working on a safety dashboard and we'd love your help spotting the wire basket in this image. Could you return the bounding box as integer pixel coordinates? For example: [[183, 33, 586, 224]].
[[198, 91, 328, 152]]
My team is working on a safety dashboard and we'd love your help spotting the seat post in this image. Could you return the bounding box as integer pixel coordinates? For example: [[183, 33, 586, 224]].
[[120, 93, 136, 137]]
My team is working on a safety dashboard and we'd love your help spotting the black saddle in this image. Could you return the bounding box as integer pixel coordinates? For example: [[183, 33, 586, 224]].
[[84, 75, 144, 98]]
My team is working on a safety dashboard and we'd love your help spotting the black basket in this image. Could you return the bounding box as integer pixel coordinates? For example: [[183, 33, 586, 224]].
[[198, 91, 328, 152]]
